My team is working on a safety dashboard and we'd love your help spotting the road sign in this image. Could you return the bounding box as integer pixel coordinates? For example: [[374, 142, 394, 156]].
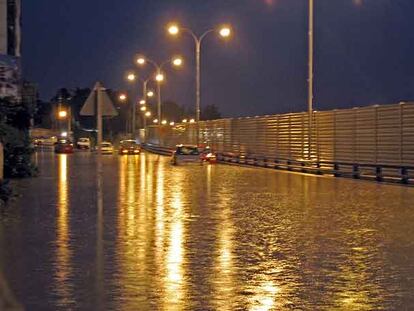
[[80, 82, 118, 117], [80, 82, 118, 153]]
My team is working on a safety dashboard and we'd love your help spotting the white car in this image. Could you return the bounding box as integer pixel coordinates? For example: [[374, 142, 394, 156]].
[[171, 145, 202, 165], [100, 141, 114, 154], [76, 137, 91, 150]]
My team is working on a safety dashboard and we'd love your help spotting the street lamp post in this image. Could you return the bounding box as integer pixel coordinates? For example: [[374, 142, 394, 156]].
[[168, 23, 231, 144], [57, 106, 71, 138], [126, 73, 137, 138], [136, 55, 182, 128], [308, 0, 314, 160]]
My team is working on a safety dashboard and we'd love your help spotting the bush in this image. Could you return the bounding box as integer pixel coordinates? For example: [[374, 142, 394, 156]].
[[0, 121, 37, 178], [0, 179, 12, 207]]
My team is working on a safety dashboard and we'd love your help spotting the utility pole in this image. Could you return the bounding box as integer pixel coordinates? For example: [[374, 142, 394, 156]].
[[308, 0, 314, 160]]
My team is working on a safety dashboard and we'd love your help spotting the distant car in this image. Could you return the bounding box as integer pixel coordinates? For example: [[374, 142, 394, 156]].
[[34, 136, 57, 146], [200, 147, 217, 164], [171, 145, 202, 165], [119, 140, 140, 155], [76, 137, 91, 150], [99, 141, 114, 154], [54, 139, 74, 154]]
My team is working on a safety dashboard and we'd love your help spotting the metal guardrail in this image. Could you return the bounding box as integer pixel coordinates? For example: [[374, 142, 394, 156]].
[[217, 153, 413, 184], [141, 143, 174, 156]]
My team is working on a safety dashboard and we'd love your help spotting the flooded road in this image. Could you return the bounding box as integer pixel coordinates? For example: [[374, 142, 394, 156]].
[[1, 151, 414, 310]]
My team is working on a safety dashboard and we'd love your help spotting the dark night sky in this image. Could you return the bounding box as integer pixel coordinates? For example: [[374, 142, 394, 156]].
[[23, 0, 414, 117]]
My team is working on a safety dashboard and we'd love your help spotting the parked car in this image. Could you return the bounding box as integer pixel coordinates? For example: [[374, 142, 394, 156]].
[[54, 139, 74, 154], [118, 140, 140, 155], [200, 147, 217, 163], [76, 137, 91, 150], [171, 145, 202, 165], [34, 136, 57, 146], [99, 141, 114, 154]]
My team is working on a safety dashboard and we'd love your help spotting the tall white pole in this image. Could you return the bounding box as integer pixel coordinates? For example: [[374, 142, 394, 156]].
[[308, 0, 314, 160], [195, 40, 201, 146], [96, 83, 103, 154]]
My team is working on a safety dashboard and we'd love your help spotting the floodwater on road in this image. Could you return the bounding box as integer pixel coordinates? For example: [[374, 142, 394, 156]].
[[1, 150, 414, 310]]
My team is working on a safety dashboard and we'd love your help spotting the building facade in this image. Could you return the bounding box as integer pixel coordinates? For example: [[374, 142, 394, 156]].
[[0, 0, 21, 99], [0, 0, 21, 57]]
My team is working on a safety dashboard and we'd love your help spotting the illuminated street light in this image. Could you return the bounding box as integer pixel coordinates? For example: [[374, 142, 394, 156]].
[[172, 57, 183, 67], [119, 94, 127, 101], [140, 106, 147, 112], [153, 119, 158, 123], [139, 99, 146, 105], [147, 90, 154, 97], [189, 118, 195, 123], [58, 110, 68, 118], [136, 56, 145, 65], [219, 26, 231, 38], [155, 73, 164, 82], [182, 119, 188, 123], [61, 131, 68, 137], [167, 22, 232, 144], [168, 24, 179, 35], [161, 120, 167, 125], [145, 111, 151, 117], [169, 121, 175, 126], [135, 54, 183, 125], [127, 73, 136, 81]]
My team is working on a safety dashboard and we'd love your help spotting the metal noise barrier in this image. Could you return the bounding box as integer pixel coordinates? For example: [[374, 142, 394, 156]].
[[145, 102, 414, 183]]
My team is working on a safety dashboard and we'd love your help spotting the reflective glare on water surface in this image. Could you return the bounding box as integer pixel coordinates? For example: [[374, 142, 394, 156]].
[[1, 151, 414, 310]]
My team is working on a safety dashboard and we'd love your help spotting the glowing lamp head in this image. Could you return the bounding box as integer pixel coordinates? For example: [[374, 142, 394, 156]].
[[139, 99, 146, 105], [168, 24, 179, 35], [182, 119, 188, 123], [61, 131, 68, 137], [127, 73, 136, 81], [156, 73, 164, 82], [153, 119, 158, 123], [147, 90, 154, 97], [136, 57, 146, 65], [161, 120, 167, 125], [140, 106, 147, 112], [189, 118, 195, 123], [145, 111, 151, 117], [172, 57, 183, 67], [169, 122, 175, 126], [119, 94, 127, 101], [58, 110, 68, 118], [219, 26, 231, 38]]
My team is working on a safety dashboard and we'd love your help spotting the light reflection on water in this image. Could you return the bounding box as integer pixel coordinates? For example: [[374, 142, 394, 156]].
[[1, 152, 414, 310], [55, 154, 74, 307]]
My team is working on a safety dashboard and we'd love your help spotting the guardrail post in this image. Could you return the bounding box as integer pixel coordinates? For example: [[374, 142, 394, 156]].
[[287, 160, 292, 171], [401, 167, 409, 184], [375, 166, 383, 182], [334, 163, 341, 177], [316, 162, 322, 175], [352, 164, 360, 179], [301, 162, 306, 173]]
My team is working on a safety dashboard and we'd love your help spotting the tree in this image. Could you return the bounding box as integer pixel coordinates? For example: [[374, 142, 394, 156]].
[[0, 97, 36, 178], [201, 104, 221, 120], [161, 100, 186, 122]]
